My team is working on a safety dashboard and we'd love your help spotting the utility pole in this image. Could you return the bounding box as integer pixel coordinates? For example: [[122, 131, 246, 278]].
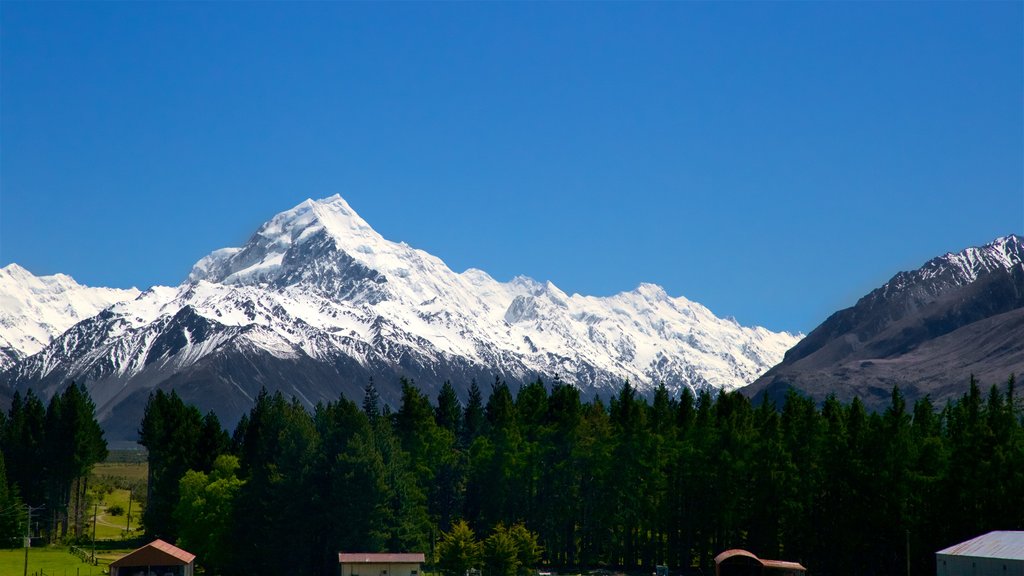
[[125, 487, 133, 534], [23, 504, 44, 576], [906, 529, 911, 576], [92, 502, 98, 565]]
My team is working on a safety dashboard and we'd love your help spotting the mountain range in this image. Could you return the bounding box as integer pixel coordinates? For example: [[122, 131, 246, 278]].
[[0, 263, 138, 371], [0, 195, 800, 440], [743, 234, 1024, 411]]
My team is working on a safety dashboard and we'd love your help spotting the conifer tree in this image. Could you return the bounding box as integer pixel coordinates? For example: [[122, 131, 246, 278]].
[[438, 519, 483, 576], [363, 377, 381, 419], [138, 389, 202, 540], [462, 379, 485, 446], [0, 450, 23, 545], [436, 380, 463, 436], [2, 390, 46, 507]]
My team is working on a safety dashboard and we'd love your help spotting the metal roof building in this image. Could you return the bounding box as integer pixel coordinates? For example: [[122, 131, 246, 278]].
[[339, 553, 426, 576], [109, 539, 196, 576], [714, 549, 806, 576], [936, 531, 1024, 576]]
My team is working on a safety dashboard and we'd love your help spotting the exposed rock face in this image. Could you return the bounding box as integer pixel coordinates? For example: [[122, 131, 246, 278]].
[[0, 263, 139, 371], [2, 195, 800, 440], [743, 235, 1024, 411]]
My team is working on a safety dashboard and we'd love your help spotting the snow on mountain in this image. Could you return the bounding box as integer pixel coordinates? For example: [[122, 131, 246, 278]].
[[183, 194, 800, 390], [0, 264, 140, 370], [879, 235, 1024, 299], [745, 234, 1024, 411], [5, 195, 801, 438]]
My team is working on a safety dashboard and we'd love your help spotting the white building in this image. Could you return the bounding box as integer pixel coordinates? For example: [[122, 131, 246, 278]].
[[339, 552, 425, 576], [936, 531, 1024, 576]]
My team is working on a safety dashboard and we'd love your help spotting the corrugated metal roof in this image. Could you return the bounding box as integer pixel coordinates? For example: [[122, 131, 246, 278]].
[[339, 553, 426, 564], [714, 549, 760, 564], [761, 559, 807, 571], [714, 549, 806, 572], [937, 531, 1024, 560], [110, 539, 196, 567]]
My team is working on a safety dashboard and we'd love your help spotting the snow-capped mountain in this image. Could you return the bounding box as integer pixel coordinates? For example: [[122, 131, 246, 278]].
[[744, 234, 1024, 411], [0, 264, 139, 370], [3, 195, 800, 439]]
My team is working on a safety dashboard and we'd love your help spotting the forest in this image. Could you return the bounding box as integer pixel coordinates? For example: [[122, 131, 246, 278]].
[[1, 374, 1022, 576], [0, 383, 108, 543]]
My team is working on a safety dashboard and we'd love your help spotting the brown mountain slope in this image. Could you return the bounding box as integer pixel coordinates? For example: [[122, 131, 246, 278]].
[[743, 236, 1024, 411]]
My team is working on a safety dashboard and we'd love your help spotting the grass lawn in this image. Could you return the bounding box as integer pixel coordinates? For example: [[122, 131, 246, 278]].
[[0, 546, 118, 576], [90, 488, 142, 540], [90, 460, 146, 540], [93, 462, 148, 483]]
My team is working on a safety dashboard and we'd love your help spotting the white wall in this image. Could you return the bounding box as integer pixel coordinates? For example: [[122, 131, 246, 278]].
[[936, 555, 1024, 576], [342, 561, 422, 576]]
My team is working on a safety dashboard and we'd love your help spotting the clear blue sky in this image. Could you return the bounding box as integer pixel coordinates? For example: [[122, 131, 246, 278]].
[[1, 2, 1021, 334]]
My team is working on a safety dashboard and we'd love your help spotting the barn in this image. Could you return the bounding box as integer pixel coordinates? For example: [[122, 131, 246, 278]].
[[936, 531, 1024, 576], [109, 539, 196, 576], [339, 552, 426, 576]]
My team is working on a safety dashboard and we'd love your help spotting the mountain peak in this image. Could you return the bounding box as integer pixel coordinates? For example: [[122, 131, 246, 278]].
[[0, 265, 140, 368], [188, 194, 385, 286], [908, 233, 1024, 289], [5, 194, 802, 439], [746, 233, 1024, 411], [1, 262, 30, 275]]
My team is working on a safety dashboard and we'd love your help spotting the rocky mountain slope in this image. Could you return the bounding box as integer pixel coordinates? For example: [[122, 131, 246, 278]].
[[743, 235, 1024, 411], [1, 195, 799, 440], [0, 263, 139, 370]]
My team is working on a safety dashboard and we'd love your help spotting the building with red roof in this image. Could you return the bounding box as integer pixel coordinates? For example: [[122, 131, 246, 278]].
[[109, 539, 196, 576]]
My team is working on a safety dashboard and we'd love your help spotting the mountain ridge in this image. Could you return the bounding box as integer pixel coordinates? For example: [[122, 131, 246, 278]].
[[0, 263, 139, 370], [2, 195, 800, 439], [744, 234, 1024, 410]]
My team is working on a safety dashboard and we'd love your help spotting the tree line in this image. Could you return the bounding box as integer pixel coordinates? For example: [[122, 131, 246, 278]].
[[137, 373, 1023, 576], [0, 383, 108, 544]]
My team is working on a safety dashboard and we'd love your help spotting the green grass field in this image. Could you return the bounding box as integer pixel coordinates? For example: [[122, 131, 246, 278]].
[[93, 462, 148, 483], [90, 487, 142, 540], [90, 461, 147, 540], [0, 546, 117, 576]]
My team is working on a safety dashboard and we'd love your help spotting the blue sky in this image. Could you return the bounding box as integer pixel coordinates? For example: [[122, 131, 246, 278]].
[[1, 2, 1021, 334]]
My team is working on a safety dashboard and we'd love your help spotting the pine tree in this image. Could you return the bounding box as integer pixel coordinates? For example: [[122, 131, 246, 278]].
[[438, 520, 482, 576], [436, 380, 463, 436], [2, 390, 46, 507], [138, 389, 202, 540], [364, 377, 381, 420], [462, 379, 485, 446], [233, 391, 319, 575], [0, 450, 24, 545]]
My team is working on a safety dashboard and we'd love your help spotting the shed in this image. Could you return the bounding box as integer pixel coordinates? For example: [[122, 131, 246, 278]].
[[109, 539, 196, 576], [936, 531, 1024, 576], [339, 553, 426, 576], [715, 549, 806, 576]]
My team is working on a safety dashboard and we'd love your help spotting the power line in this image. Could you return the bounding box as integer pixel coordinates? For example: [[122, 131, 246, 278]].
[[22, 504, 44, 576]]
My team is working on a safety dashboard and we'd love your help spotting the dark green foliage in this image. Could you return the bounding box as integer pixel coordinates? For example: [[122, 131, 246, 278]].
[[138, 389, 224, 540], [132, 373, 1023, 576], [462, 379, 485, 446], [1, 390, 46, 506], [232, 390, 319, 576], [435, 380, 463, 436], [0, 384, 106, 542], [0, 450, 23, 546], [363, 377, 381, 419]]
